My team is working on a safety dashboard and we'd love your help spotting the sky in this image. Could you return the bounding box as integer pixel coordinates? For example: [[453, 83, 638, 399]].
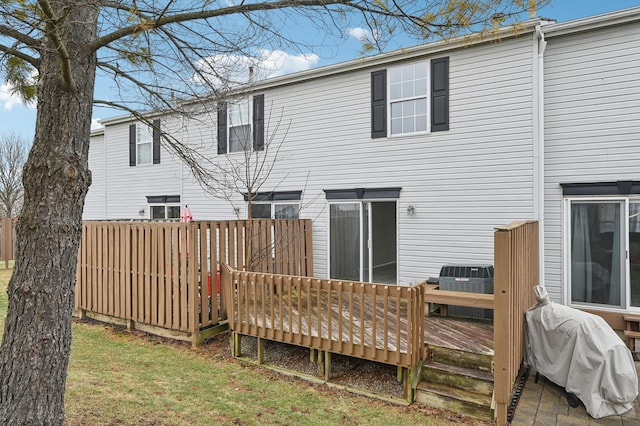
[[1, 0, 640, 141]]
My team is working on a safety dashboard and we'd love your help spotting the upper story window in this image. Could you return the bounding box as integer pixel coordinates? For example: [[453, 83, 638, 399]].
[[136, 124, 153, 164], [218, 94, 264, 154], [371, 57, 449, 138], [228, 100, 252, 152], [389, 63, 428, 135], [129, 119, 161, 166]]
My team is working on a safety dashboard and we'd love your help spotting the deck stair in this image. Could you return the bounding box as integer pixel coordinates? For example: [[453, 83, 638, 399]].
[[415, 317, 495, 422]]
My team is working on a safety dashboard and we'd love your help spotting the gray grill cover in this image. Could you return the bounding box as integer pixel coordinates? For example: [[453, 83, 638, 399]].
[[525, 286, 638, 419]]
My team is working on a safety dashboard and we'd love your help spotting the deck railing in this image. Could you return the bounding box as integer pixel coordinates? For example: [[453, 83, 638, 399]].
[[74, 219, 313, 345], [493, 220, 539, 425], [221, 264, 425, 369]]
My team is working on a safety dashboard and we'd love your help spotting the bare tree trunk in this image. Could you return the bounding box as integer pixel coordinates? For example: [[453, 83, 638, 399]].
[[0, 4, 97, 424]]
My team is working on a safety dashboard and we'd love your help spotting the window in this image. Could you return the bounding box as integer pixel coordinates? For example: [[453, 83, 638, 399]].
[[371, 57, 449, 138], [136, 124, 153, 165], [252, 202, 300, 219], [150, 204, 181, 220], [129, 119, 161, 166], [218, 94, 264, 154], [228, 100, 251, 152], [244, 191, 301, 219], [146, 195, 180, 220], [389, 63, 428, 135]]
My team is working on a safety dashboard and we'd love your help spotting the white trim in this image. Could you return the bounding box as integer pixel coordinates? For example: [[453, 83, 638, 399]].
[[541, 6, 640, 38], [563, 196, 639, 312], [534, 25, 546, 286], [387, 60, 430, 137]]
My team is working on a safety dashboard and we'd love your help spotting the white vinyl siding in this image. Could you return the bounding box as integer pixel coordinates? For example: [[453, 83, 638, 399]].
[[88, 33, 537, 284], [83, 130, 106, 220], [88, 118, 183, 220], [543, 21, 640, 303]]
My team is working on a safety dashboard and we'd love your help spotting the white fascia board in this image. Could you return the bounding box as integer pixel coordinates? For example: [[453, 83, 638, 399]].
[[541, 6, 640, 38]]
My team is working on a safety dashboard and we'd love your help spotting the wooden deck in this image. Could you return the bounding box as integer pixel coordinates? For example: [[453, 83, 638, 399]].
[[424, 316, 494, 356], [224, 267, 493, 366], [224, 268, 425, 368]]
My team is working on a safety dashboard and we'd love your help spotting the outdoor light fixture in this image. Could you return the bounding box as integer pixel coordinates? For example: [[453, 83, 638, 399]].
[[138, 209, 145, 217], [406, 205, 416, 216]]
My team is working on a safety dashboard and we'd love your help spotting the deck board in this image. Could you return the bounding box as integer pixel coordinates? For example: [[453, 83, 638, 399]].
[[424, 316, 494, 356]]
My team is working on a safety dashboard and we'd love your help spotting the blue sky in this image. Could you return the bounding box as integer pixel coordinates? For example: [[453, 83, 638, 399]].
[[2, 0, 640, 141]]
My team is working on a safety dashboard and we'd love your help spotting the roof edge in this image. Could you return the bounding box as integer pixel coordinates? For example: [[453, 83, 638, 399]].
[[541, 6, 640, 37]]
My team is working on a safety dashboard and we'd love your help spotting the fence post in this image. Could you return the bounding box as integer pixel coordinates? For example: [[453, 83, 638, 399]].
[[188, 222, 200, 348], [493, 227, 512, 426]]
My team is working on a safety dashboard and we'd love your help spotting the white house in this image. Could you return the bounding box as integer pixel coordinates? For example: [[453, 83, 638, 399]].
[[86, 7, 640, 322]]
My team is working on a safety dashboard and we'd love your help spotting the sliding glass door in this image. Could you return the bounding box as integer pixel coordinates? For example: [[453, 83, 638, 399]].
[[329, 201, 396, 283], [630, 202, 640, 308], [568, 199, 640, 310]]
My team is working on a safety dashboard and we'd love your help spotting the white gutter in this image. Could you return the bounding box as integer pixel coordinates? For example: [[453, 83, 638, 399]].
[[534, 25, 547, 286]]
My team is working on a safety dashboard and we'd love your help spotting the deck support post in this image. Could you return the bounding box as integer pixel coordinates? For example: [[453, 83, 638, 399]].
[[310, 348, 317, 363], [317, 350, 325, 377], [324, 351, 332, 381], [126, 319, 134, 330], [396, 366, 404, 382], [257, 337, 264, 364], [230, 332, 242, 357], [403, 366, 416, 403]]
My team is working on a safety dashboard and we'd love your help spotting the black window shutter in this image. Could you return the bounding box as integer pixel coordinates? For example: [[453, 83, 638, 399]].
[[371, 70, 387, 138], [217, 102, 227, 154], [253, 94, 264, 151], [152, 119, 161, 164], [129, 124, 136, 166], [431, 57, 449, 132]]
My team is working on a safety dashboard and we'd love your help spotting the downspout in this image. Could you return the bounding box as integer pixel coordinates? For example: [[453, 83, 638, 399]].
[[103, 126, 108, 219], [534, 25, 547, 286]]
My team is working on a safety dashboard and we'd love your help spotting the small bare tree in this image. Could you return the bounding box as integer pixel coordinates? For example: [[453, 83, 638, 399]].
[[0, 132, 29, 217]]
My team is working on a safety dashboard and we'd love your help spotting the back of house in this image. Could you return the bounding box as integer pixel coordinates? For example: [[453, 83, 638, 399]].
[[85, 6, 640, 325]]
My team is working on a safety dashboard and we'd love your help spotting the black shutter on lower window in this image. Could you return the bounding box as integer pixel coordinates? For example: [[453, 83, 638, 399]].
[[217, 102, 227, 154], [371, 70, 387, 138], [152, 119, 161, 164], [129, 124, 136, 166], [431, 57, 449, 132], [253, 94, 264, 151]]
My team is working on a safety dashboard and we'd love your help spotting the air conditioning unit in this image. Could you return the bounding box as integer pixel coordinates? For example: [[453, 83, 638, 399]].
[[439, 264, 494, 319]]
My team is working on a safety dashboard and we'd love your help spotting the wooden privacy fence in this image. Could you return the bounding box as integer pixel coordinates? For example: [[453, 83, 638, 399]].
[[493, 220, 539, 425], [74, 219, 313, 346], [0, 217, 16, 268], [221, 264, 425, 372]]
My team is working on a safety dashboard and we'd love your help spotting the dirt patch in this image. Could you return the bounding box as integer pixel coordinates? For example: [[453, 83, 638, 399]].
[[197, 332, 492, 425]]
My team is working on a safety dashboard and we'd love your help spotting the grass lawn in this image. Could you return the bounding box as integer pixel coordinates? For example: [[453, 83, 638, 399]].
[[0, 268, 464, 425]]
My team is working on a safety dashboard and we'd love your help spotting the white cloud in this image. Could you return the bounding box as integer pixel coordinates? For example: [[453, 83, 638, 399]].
[[347, 27, 373, 42], [192, 49, 320, 87], [90, 118, 104, 131], [0, 82, 24, 111]]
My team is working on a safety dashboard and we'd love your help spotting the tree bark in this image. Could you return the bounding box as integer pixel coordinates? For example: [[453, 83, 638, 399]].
[[0, 3, 98, 424]]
